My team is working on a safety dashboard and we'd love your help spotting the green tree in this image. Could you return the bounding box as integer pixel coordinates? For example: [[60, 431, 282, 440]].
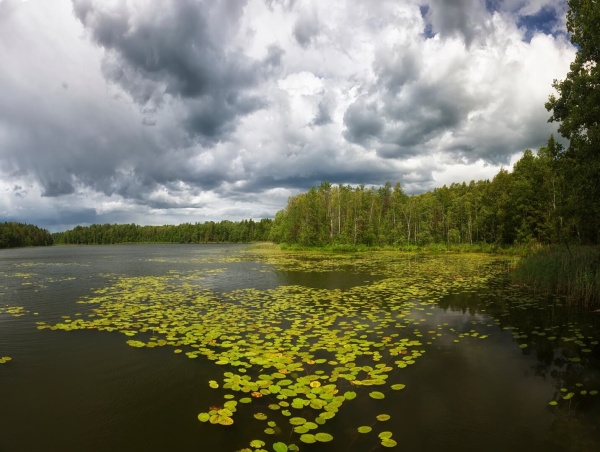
[[546, 0, 600, 243]]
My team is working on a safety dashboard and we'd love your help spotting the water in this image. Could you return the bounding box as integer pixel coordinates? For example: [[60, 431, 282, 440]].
[[0, 245, 599, 451]]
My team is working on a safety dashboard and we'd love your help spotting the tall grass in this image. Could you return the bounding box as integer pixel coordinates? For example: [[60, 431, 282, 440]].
[[513, 246, 600, 307]]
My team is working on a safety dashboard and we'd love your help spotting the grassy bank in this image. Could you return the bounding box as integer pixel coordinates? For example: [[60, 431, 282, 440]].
[[513, 246, 600, 307], [277, 242, 526, 255]]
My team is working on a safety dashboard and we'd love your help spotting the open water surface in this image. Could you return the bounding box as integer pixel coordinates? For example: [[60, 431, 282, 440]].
[[1, 245, 599, 451]]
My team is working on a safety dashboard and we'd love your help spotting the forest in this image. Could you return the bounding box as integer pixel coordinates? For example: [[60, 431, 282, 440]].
[[268, 136, 584, 248], [51, 219, 272, 245], [0, 222, 53, 249]]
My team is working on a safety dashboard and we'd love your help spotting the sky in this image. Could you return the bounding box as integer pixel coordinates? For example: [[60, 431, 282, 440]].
[[0, 0, 576, 232]]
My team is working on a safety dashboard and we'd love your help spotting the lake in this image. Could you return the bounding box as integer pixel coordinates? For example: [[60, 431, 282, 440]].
[[1, 245, 599, 451]]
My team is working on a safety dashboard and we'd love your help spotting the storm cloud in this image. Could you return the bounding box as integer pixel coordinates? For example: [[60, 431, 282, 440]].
[[0, 0, 574, 231]]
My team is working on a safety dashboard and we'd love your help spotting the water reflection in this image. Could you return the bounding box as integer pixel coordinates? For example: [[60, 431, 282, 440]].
[[437, 286, 600, 451], [275, 270, 382, 290]]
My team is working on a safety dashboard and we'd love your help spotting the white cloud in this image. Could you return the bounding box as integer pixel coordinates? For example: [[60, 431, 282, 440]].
[[0, 0, 575, 231]]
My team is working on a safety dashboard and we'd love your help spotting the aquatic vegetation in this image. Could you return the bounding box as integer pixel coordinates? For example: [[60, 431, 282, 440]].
[[513, 246, 600, 306], [35, 251, 510, 449], [0, 305, 28, 317]]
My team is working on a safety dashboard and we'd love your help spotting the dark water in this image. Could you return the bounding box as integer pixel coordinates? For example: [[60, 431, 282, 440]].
[[0, 245, 599, 451]]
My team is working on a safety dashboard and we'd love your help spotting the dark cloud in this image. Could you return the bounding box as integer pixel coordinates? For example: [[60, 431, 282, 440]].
[[12, 185, 26, 198], [343, 98, 384, 145], [72, 0, 271, 144], [386, 81, 476, 146], [309, 98, 333, 127], [424, 0, 488, 46], [374, 47, 421, 92], [376, 144, 415, 159], [293, 11, 319, 48]]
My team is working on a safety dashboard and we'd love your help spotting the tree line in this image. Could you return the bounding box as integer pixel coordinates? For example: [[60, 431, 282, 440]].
[[0, 222, 54, 248], [269, 135, 594, 248], [52, 219, 272, 245], [272, 0, 600, 249]]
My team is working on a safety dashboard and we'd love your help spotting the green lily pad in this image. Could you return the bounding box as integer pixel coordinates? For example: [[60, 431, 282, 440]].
[[273, 443, 288, 452], [369, 391, 385, 399], [315, 432, 333, 442], [289, 417, 306, 425], [300, 434, 316, 444], [344, 391, 357, 400], [381, 438, 397, 447]]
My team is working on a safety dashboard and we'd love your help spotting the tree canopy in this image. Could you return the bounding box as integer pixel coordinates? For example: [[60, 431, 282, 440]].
[[546, 0, 600, 243], [269, 141, 571, 248], [0, 222, 53, 248], [52, 219, 272, 245]]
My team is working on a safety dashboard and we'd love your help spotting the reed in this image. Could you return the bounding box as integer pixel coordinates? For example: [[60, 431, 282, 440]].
[[513, 246, 600, 307]]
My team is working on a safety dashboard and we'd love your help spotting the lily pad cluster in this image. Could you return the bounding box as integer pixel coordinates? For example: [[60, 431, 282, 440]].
[[0, 305, 28, 317], [38, 251, 509, 450]]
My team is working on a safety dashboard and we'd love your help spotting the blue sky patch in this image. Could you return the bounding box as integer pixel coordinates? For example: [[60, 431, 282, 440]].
[[518, 6, 560, 41]]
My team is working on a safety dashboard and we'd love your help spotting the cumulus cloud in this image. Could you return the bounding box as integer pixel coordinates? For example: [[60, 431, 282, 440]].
[[71, 0, 274, 144], [0, 0, 575, 231]]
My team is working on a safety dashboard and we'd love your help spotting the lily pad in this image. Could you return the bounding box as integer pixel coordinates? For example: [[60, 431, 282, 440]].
[[272, 443, 288, 452], [369, 391, 385, 399], [299, 434, 316, 444]]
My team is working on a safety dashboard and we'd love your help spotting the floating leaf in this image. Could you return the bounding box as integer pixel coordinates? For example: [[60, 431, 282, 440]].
[[272, 443, 288, 452], [289, 417, 306, 425], [357, 426, 372, 433], [381, 438, 397, 447], [376, 414, 391, 421], [315, 432, 333, 442], [300, 434, 316, 444], [218, 416, 234, 426], [369, 391, 385, 399], [344, 391, 357, 400]]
